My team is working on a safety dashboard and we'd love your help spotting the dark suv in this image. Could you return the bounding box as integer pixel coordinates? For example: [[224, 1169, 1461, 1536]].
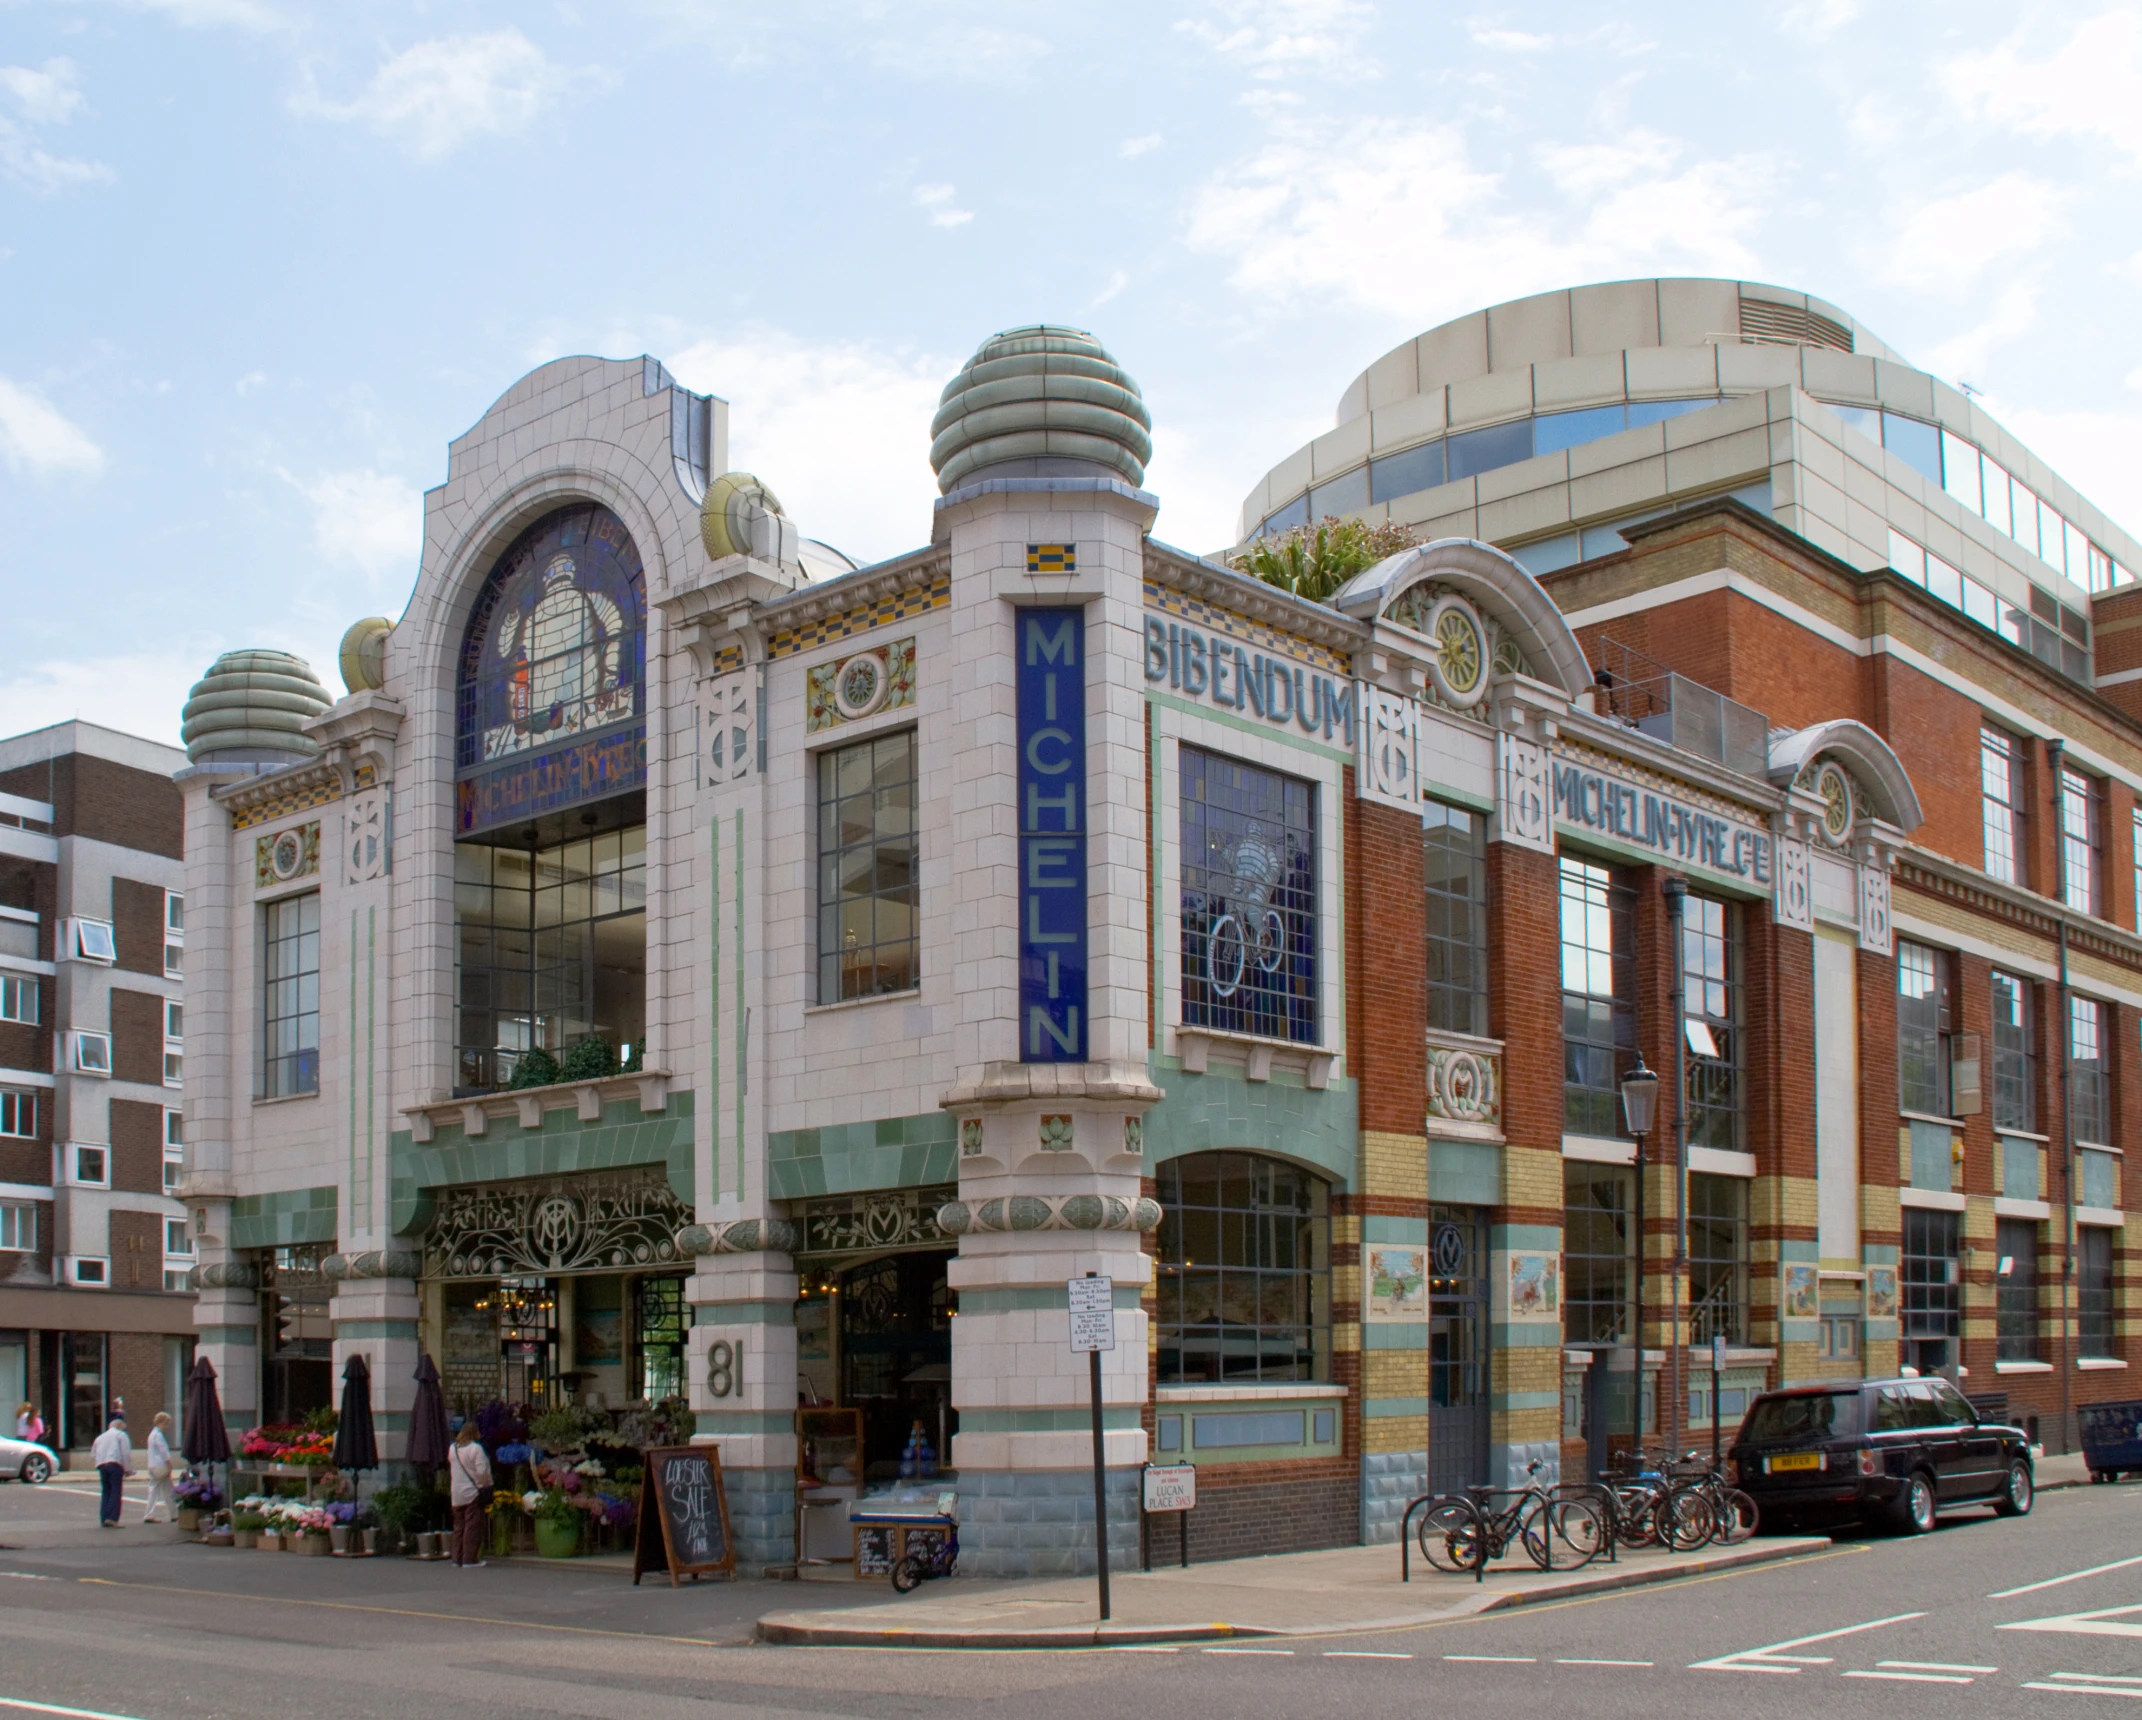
[[1728, 1376, 2034, 1534]]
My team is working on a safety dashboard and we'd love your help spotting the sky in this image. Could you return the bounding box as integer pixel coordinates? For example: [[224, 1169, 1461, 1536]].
[[1, 0, 2139, 748]]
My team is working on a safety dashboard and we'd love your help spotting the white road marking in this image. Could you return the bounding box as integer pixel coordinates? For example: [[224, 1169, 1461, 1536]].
[[1992, 1556, 2142, 1599], [1689, 1611, 1927, 1675], [2025, 1684, 2142, 1699], [0, 1699, 153, 1720], [0, 1574, 57, 1582], [1880, 1661, 1999, 1673], [1323, 1652, 1413, 1659], [1557, 1658, 1653, 1666], [2054, 1675, 2142, 1685], [1843, 1671, 1974, 1684], [1201, 1648, 1292, 1655], [2003, 1605, 2142, 1640], [1108, 1646, 1179, 1654], [1444, 1655, 1535, 1662]]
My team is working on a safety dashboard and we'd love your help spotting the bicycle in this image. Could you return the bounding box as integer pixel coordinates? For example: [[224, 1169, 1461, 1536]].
[[1663, 1454, 1758, 1547], [889, 1520, 960, 1593], [1413, 1460, 1605, 1576]]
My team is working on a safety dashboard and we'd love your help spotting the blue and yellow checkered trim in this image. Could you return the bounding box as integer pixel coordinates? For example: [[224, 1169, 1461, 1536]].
[[766, 572, 951, 661], [1028, 543, 1076, 573]]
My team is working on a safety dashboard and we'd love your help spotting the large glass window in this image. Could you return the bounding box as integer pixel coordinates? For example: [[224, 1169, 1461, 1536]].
[[1561, 859, 1634, 1137], [1902, 1206, 1961, 1374], [0, 973, 37, 1024], [815, 729, 919, 1003], [1155, 1152, 1331, 1383], [1423, 801, 1488, 1037], [1179, 747, 1318, 1044], [2080, 1226, 2116, 1361], [1688, 1171, 1748, 1345], [455, 827, 646, 1092], [1992, 970, 2036, 1133], [1996, 1216, 2040, 1363], [1897, 941, 1952, 1116], [2062, 767, 2102, 915], [262, 893, 320, 1099], [1981, 727, 2025, 886], [1563, 1162, 1631, 1344], [2071, 995, 2110, 1146], [259, 1244, 333, 1427], [1682, 895, 1742, 1150]]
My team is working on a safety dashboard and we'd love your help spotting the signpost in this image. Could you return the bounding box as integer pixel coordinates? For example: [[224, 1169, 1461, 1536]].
[[1710, 1332, 1727, 1471], [1141, 1462, 1195, 1570], [1068, 1272, 1114, 1620]]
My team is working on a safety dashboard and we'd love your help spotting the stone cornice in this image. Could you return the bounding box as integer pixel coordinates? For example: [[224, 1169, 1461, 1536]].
[[401, 1068, 673, 1144], [750, 544, 949, 633], [1894, 847, 2142, 973], [1141, 541, 1367, 659], [211, 756, 342, 816]]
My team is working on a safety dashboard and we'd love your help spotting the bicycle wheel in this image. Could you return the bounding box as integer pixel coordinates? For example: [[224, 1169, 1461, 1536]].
[[890, 1554, 925, 1593], [1614, 1486, 1661, 1548], [1522, 1496, 1604, 1570], [1712, 1488, 1759, 1545], [1661, 1485, 1715, 1550], [1417, 1497, 1486, 1574]]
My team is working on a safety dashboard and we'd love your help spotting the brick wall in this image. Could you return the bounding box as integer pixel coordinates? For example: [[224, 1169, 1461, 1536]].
[[1161, 1457, 1358, 1563], [110, 1097, 166, 1196], [109, 988, 165, 1088], [111, 878, 167, 977], [1346, 795, 1427, 1134], [107, 1209, 163, 1293], [109, 1331, 171, 1428], [0, 754, 182, 861]]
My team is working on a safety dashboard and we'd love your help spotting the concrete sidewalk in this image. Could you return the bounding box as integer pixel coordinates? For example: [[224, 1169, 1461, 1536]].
[[755, 1533, 1833, 1648]]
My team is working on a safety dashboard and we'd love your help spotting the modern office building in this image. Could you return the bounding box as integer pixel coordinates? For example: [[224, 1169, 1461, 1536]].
[[175, 289, 2139, 1573], [0, 722, 194, 1453]]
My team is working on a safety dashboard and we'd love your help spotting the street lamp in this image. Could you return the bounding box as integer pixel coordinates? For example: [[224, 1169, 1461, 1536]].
[[1620, 1058, 1661, 1465]]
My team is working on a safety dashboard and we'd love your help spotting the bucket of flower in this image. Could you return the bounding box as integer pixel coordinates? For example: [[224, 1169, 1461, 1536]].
[[229, 1507, 265, 1550], [175, 1474, 223, 1536]]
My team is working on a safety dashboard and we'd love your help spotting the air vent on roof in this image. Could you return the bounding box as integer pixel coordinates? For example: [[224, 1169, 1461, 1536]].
[[1737, 299, 1853, 353]]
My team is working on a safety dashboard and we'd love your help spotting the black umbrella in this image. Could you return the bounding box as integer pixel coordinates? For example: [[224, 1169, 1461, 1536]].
[[180, 1356, 231, 1517], [407, 1353, 450, 1472], [331, 1354, 378, 1474]]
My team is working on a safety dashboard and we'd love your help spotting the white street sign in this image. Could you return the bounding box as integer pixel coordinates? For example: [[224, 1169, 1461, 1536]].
[[1068, 1275, 1115, 1353], [1143, 1463, 1196, 1513]]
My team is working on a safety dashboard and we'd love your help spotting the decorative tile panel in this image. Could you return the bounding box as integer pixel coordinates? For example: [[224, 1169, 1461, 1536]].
[[1027, 544, 1075, 572], [1495, 735, 1552, 851], [1773, 836, 1813, 931], [345, 793, 390, 884], [1426, 1032, 1503, 1134], [805, 637, 915, 733], [1142, 580, 1350, 676], [794, 1186, 955, 1257], [232, 776, 342, 831], [1356, 686, 1419, 811], [702, 671, 756, 784], [255, 820, 321, 889], [765, 573, 950, 660], [1858, 863, 1893, 955]]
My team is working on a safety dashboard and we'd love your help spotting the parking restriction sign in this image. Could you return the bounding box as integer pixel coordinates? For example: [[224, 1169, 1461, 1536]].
[[1067, 1275, 1115, 1352]]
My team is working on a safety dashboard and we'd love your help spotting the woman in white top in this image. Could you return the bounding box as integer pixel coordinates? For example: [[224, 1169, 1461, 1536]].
[[142, 1412, 176, 1523]]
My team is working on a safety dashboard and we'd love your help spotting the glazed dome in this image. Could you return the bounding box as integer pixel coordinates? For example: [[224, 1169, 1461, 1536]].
[[929, 325, 1151, 493], [181, 649, 332, 765]]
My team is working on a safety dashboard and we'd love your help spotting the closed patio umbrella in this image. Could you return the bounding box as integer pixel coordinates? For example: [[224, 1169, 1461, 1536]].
[[407, 1353, 450, 1472], [331, 1354, 379, 1474], [180, 1356, 231, 1511]]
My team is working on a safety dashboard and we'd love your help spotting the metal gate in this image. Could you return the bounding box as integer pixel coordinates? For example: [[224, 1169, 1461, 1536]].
[[1427, 1206, 1490, 1495]]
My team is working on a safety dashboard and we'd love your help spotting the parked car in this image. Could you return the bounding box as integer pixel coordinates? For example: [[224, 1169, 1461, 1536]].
[[1727, 1376, 2033, 1534], [0, 1433, 56, 1484]]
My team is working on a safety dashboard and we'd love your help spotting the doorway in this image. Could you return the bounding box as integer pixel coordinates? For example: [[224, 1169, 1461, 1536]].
[[1427, 1207, 1490, 1494], [838, 1251, 953, 1478]]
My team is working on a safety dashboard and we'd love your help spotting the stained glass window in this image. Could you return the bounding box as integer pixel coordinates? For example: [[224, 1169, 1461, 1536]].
[[1179, 748, 1318, 1044]]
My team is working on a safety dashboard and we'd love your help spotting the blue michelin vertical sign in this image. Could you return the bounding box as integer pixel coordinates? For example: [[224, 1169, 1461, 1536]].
[[1018, 607, 1085, 1062]]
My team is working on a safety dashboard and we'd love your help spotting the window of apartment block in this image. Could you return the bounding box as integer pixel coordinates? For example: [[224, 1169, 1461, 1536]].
[[0, 1089, 35, 1138], [1981, 727, 2026, 885], [1561, 858, 1635, 1137], [163, 998, 183, 1088], [69, 1144, 107, 1187], [1897, 941, 1953, 1116], [2071, 995, 2110, 1146], [1180, 747, 1319, 1045], [70, 918, 115, 964], [1996, 1215, 2040, 1363], [0, 973, 36, 1024], [1423, 800, 1489, 1037], [164, 1217, 192, 1258], [163, 891, 183, 978], [1991, 969, 2036, 1133], [1688, 1171, 1748, 1345], [815, 728, 919, 1004], [1563, 1161, 1632, 1344], [0, 1200, 35, 1253], [1902, 1205, 1962, 1373], [1154, 1151, 1331, 1383], [1682, 895, 1743, 1150], [2080, 1226, 2117, 1360], [2061, 766, 2103, 915], [70, 1030, 111, 1077], [263, 892, 321, 1098]]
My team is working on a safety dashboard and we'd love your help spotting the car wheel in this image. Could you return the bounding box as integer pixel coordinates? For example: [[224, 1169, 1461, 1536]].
[[1892, 1470, 1937, 1535], [19, 1453, 50, 1484], [1994, 1459, 2034, 1518]]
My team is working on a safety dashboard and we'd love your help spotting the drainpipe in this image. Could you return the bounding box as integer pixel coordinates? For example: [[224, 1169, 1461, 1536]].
[[2050, 738, 2076, 1455], [1662, 876, 1689, 1459]]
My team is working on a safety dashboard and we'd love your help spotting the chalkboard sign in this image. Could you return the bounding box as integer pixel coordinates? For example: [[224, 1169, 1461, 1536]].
[[632, 1444, 736, 1586], [853, 1522, 895, 1578]]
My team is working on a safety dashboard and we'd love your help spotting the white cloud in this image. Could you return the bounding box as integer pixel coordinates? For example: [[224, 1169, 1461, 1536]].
[[1943, 12, 2142, 167], [0, 379, 103, 477], [665, 329, 951, 565], [1471, 27, 1555, 51], [0, 58, 111, 193], [913, 183, 973, 227], [1536, 129, 1681, 198], [0, 649, 206, 748], [1875, 172, 2072, 295], [1918, 282, 2048, 394], [1092, 268, 1129, 307], [1175, 0, 1375, 78], [1120, 133, 1164, 158], [1778, 0, 1862, 40], [296, 31, 568, 160], [2000, 404, 2142, 546], [1186, 116, 1774, 321], [287, 467, 421, 583]]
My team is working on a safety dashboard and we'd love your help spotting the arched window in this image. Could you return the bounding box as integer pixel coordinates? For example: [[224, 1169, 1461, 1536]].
[[454, 503, 646, 836], [1155, 1152, 1331, 1383]]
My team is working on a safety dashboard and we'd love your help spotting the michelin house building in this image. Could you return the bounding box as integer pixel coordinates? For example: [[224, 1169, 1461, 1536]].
[[174, 286, 2142, 1575]]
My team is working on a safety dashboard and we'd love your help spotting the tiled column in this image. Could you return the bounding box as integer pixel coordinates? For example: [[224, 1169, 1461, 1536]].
[[324, 1251, 420, 1473], [680, 1226, 798, 1571]]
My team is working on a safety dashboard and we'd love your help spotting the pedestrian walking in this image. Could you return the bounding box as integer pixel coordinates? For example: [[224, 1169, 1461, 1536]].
[[446, 1423, 492, 1568], [142, 1413, 176, 1523], [89, 1416, 131, 1528], [14, 1402, 43, 1444]]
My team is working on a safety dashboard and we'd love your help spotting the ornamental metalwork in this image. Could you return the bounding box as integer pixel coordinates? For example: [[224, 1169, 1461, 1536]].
[[795, 1186, 953, 1257], [422, 1168, 688, 1279]]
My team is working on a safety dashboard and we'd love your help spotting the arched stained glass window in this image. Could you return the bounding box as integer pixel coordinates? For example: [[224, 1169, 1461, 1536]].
[[454, 503, 647, 835]]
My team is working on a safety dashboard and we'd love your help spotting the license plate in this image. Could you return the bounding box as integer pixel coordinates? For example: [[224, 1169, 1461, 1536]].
[[1767, 1452, 1822, 1473]]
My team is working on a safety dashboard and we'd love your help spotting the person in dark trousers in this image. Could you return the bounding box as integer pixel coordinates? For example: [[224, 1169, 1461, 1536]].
[[89, 1416, 131, 1528], [447, 1423, 492, 1568]]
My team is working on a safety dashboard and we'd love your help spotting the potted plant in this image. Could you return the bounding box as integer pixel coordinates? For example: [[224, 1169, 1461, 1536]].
[[174, 1474, 221, 1534], [528, 1487, 581, 1559], [230, 1507, 265, 1550]]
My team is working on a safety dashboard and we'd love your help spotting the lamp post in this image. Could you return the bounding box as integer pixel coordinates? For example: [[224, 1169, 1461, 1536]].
[[1620, 1058, 1661, 1464]]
